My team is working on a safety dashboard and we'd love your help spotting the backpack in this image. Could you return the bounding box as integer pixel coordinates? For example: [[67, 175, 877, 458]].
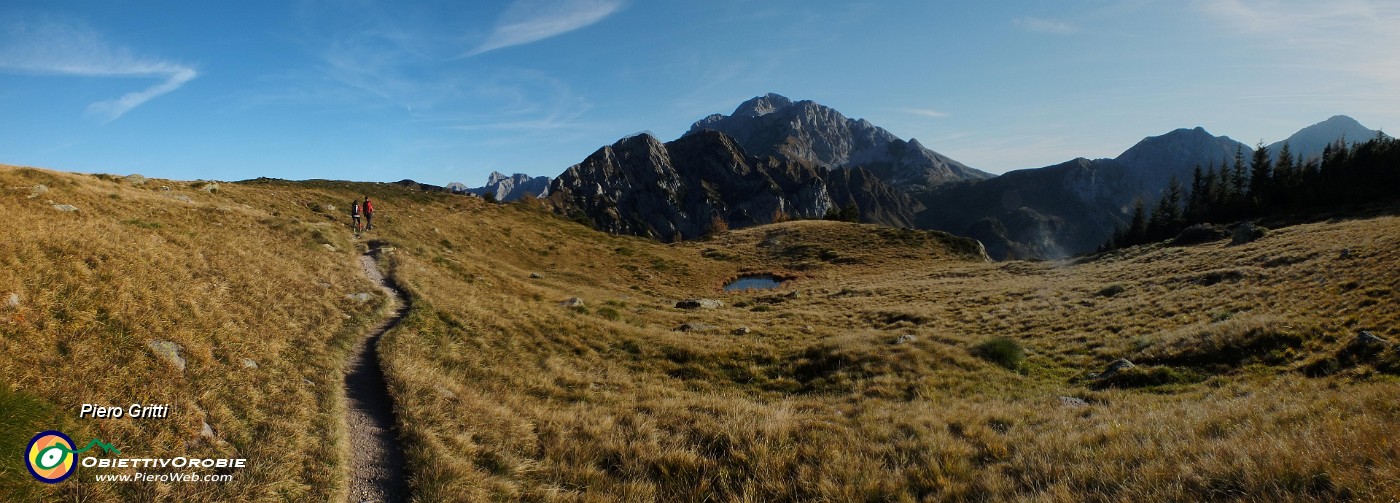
[[364, 199, 374, 214], [351, 202, 360, 216]]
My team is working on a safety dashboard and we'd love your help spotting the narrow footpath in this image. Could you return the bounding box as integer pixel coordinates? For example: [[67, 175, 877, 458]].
[[345, 244, 410, 502]]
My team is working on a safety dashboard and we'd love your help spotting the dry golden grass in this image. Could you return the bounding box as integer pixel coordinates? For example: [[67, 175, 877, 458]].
[[363, 190, 1399, 500], [0, 166, 386, 501], [3, 163, 1398, 501]]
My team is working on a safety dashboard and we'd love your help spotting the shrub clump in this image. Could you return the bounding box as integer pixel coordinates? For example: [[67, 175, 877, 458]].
[[971, 336, 1025, 370]]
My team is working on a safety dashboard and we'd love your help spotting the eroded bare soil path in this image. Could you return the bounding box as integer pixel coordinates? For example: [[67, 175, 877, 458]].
[[345, 244, 410, 502]]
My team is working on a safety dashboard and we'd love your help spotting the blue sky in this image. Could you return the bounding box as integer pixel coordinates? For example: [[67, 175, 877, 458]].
[[2, 1, 1397, 185]]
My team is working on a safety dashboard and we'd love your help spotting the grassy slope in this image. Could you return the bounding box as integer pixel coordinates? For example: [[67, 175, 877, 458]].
[[366, 189, 1399, 501], [0, 167, 386, 501], [3, 164, 1399, 501]]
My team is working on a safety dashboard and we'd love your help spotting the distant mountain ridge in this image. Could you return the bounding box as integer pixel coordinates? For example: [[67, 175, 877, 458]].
[[919, 128, 1253, 259], [467, 172, 551, 202], [686, 93, 992, 193], [543, 93, 1381, 259], [1267, 115, 1387, 162]]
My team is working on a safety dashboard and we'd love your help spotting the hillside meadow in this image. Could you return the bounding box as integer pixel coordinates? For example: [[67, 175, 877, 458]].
[[2, 164, 1398, 501]]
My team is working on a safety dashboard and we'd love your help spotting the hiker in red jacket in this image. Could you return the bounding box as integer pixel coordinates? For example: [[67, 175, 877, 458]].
[[363, 196, 375, 230]]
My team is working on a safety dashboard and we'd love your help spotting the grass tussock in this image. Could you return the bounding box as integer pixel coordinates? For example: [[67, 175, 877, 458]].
[[970, 336, 1026, 370]]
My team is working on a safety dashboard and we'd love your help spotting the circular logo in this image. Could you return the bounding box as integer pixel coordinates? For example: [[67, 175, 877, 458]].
[[26, 430, 76, 484]]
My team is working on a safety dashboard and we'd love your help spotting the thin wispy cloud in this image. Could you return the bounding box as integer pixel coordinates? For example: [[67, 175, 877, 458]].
[[450, 69, 593, 134], [0, 19, 197, 123], [1195, 0, 1400, 111], [468, 0, 625, 56], [1013, 17, 1080, 35], [897, 108, 950, 119]]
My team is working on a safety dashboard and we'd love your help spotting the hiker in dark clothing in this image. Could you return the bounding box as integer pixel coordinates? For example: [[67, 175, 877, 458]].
[[351, 199, 362, 232], [363, 196, 375, 230]]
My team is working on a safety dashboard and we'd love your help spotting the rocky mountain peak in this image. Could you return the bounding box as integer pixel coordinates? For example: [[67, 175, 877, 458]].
[[1118, 127, 1249, 168], [547, 129, 919, 242], [468, 171, 552, 202], [734, 93, 794, 117], [684, 93, 991, 193]]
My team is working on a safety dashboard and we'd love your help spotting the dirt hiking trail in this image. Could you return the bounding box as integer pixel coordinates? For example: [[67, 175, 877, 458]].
[[345, 244, 410, 502]]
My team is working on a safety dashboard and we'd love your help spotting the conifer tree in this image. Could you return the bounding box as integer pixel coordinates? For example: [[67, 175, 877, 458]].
[[1127, 197, 1148, 246], [1187, 164, 1207, 221], [1274, 142, 1295, 203], [1214, 157, 1233, 212], [1231, 146, 1248, 208], [1249, 142, 1272, 207], [1148, 176, 1184, 240]]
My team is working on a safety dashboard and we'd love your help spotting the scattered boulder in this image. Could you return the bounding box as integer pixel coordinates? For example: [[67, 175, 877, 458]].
[[895, 334, 917, 344], [171, 194, 193, 203], [676, 322, 718, 332], [1351, 330, 1390, 349], [561, 297, 585, 308], [125, 174, 147, 186], [241, 358, 258, 369], [1058, 396, 1089, 408], [801, 325, 815, 334], [1230, 222, 1267, 245], [4, 293, 18, 309], [676, 298, 723, 309], [200, 422, 216, 440], [160, 186, 171, 191], [1096, 358, 1135, 379], [732, 326, 751, 336], [321, 243, 336, 252], [345, 292, 373, 303], [52, 204, 79, 212], [1338, 248, 1352, 259], [200, 182, 219, 193], [147, 340, 187, 371], [1172, 223, 1230, 246], [529, 272, 543, 279], [27, 184, 47, 198]]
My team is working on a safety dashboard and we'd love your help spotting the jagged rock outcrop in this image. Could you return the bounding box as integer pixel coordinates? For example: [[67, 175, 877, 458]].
[[546, 131, 919, 242], [468, 172, 551, 202], [686, 93, 991, 193]]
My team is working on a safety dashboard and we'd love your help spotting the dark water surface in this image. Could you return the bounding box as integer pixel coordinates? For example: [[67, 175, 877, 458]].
[[724, 275, 783, 292]]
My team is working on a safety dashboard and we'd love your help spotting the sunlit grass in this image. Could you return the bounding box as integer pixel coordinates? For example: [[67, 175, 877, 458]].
[[3, 163, 1398, 501]]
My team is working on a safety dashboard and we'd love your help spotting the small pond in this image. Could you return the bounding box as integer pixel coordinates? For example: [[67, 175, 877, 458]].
[[723, 275, 784, 292]]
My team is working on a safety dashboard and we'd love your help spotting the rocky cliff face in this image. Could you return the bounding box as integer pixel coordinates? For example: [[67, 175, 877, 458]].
[[546, 131, 919, 242], [469, 172, 551, 202], [686, 93, 991, 193]]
